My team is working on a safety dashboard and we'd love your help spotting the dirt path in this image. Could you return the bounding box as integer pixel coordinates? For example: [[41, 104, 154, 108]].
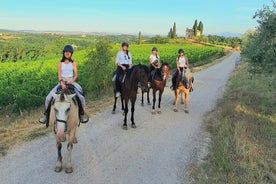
[[0, 52, 238, 184]]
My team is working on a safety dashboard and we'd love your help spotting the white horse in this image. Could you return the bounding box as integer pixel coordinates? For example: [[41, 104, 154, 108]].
[[49, 92, 79, 173]]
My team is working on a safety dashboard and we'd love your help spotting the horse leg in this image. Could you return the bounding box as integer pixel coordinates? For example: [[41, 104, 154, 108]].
[[112, 96, 117, 114], [131, 97, 137, 128], [121, 96, 125, 115], [65, 130, 76, 173], [55, 141, 63, 172], [152, 89, 156, 114], [141, 91, 144, 106], [147, 89, 151, 105], [65, 142, 73, 173], [157, 90, 163, 114], [173, 89, 179, 112], [123, 99, 128, 130], [184, 91, 189, 113], [180, 91, 184, 104]]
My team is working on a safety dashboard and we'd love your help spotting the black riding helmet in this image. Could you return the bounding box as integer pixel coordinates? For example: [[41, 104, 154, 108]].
[[121, 42, 129, 47], [178, 48, 184, 54], [63, 45, 74, 53], [152, 47, 158, 51]]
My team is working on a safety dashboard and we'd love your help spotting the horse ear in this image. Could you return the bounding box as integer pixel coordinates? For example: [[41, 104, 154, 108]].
[[51, 92, 60, 100], [66, 94, 76, 100]]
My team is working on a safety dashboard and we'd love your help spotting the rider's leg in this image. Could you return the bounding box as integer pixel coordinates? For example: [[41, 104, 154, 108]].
[[39, 84, 59, 124], [74, 83, 89, 123]]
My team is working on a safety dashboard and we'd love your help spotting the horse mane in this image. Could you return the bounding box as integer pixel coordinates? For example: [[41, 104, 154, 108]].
[[162, 62, 169, 67], [125, 64, 150, 78], [56, 85, 77, 105]]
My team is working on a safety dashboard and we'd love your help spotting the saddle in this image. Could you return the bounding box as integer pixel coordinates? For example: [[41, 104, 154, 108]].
[[46, 84, 83, 127]]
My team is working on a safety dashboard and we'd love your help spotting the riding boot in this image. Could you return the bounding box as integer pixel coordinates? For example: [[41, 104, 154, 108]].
[[171, 72, 177, 90], [38, 102, 51, 126], [75, 96, 89, 123], [80, 111, 89, 123], [189, 77, 194, 92]]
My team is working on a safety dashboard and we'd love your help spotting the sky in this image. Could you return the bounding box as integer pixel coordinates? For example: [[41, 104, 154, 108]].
[[0, 0, 273, 36]]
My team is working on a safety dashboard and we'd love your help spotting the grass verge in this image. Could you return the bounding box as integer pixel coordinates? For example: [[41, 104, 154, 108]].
[[191, 60, 276, 183]]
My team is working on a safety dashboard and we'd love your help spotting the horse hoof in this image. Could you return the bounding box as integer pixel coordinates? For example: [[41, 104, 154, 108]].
[[172, 102, 176, 105], [112, 110, 116, 114], [73, 137, 78, 144], [55, 166, 62, 173], [123, 125, 128, 130], [131, 124, 136, 128], [184, 109, 189, 113], [173, 108, 178, 112], [141, 103, 144, 107], [181, 101, 184, 104], [147, 102, 151, 105], [65, 167, 73, 173], [151, 110, 156, 115], [157, 110, 162, 114]]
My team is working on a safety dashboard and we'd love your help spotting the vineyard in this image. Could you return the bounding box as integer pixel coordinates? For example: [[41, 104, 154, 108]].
[[0, 42, 223, 113]]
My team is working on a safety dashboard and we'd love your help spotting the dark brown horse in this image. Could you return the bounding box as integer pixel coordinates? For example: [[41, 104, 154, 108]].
[[112, 64, 150, 130], [173, 69, 193, 113], [141, 63, 169, 114]]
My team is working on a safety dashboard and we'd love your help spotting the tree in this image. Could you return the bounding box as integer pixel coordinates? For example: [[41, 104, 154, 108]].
[[242, 1, 276, 67], [168, 28, 173, 38], [138, 31, 143, 44], [148, 35, 169, 44], [198, 21, 203, 35], [172, 22, 177, 38], [193, 19, 198, 36], [85, 39, 113, 96]]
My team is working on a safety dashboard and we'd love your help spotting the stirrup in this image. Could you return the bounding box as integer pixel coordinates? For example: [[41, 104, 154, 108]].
[[39, 115, 47, 124], [80, 113, 89, 123]]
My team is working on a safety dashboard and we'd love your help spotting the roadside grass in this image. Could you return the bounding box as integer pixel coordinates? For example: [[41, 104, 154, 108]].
[[191, 61, 276, 183]]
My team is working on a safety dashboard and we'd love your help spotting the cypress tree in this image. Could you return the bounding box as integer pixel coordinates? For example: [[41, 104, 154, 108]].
[[193, 19, 198, 36]]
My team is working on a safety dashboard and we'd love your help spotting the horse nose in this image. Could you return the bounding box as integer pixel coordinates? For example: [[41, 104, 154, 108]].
[[142, 85, 149, 92]]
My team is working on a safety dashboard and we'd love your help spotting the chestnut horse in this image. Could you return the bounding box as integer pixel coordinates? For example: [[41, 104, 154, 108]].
[[141, 63, 169, 114], [49, 87, 79, 173], [173, 69, 193, 113], [112, 64, 150, 130]]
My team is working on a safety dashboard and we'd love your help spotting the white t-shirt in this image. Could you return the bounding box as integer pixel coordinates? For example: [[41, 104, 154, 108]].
[[61, 62, 73, 78], [149, 54, 160, 66], [116, 50, 132, 65], [178, 56, 187, 67]]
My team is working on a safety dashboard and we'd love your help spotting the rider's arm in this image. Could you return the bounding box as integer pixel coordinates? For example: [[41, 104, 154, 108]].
[[176, 57, 180, 72], [186, 57, 190, 68], [58, 62, 66, 88], [69, 61, 78, 84]]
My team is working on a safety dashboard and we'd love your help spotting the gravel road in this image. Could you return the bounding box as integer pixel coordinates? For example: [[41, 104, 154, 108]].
[[0, 52, 238, 184]]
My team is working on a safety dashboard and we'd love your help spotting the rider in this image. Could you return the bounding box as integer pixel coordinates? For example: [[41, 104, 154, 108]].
[[171, 48, 193, 91], [114, 42, 132, 97], [39, 45, 89, 124], [149, 47, 160, 85]]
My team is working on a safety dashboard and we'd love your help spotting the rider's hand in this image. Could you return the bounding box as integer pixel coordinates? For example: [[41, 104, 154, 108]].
[[61, 82, 66, 89], [68, 79, 74, 85], [122, 66, 126, 70]]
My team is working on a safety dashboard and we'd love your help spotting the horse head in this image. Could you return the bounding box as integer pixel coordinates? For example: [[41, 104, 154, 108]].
[[183, 69, 193, 89], [134, 64, 150, 92], [161, 62, 169, 80], [52, 92, 76, 137]]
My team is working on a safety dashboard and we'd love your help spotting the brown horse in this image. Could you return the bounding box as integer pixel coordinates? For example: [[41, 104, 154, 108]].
[[173, 69, 193, 113], [141, 63, 169, 114], [112, 64, 150, 130], [49, 88, 79, 173]]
